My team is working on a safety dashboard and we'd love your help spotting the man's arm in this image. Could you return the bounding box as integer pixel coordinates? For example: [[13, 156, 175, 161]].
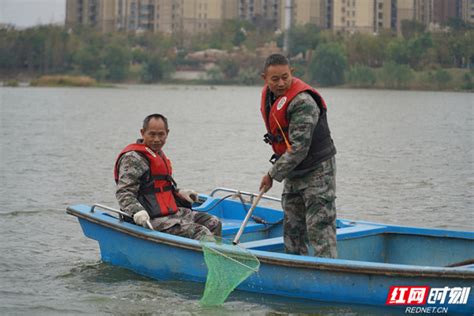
[[268, 92, 320, 182], [116, 151, 149, 217]]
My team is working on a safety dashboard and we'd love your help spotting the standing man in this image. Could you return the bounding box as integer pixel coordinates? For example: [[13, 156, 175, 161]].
[[114, 113, 221, 239], [259, 54, 337, 258]]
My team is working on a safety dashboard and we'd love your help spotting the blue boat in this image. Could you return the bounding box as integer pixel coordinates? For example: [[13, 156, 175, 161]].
[[67, 188, 474, 314]]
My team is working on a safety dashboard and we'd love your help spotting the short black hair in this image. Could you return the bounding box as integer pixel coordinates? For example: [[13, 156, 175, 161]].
[[143, 113, 169, 130], [263, 53, 290, 73]]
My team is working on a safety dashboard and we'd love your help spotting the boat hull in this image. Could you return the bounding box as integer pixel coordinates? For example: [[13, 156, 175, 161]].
[[68, 201, 474, 314]]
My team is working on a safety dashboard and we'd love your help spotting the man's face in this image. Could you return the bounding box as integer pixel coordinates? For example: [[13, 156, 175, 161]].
[[141, 118, 168, 152], [262, 64, 293, 97]]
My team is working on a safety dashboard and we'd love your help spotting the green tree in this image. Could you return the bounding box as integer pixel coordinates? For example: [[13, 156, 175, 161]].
[[141, 54, 174, 83], [72, 45, 103, 78], [205, 67, 224, 83], [218, 58, 240, 79], [446, 30, 474, 68], [287, 24, 321, 57], [401, 20, 426, 39], [345, 33, 387, 67], [0, 28, 20, 69], [378, 62, 414, 89], [387, 33, 433, 69], [446, 17, 473, 31], [103, 43, 131, 81], [347, 64, 376, 87], [309, 43, 347, 86], [237, 67, 258, 85], [429, 68, 452, 89], [232, 28, 247, 47], [461, 73, 473, 90]]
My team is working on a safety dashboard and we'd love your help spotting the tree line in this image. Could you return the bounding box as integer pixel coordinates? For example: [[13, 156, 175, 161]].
[[0, 18, 472, 90]]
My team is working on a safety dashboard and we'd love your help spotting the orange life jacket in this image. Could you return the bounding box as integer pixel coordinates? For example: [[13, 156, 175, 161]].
[[114, 143, 178, 218], [260, 77, 336, 170]]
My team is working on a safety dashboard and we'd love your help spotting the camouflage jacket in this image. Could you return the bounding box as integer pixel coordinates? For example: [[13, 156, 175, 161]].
[[268, 91, 322, 182], [115, 151, 151, 217]]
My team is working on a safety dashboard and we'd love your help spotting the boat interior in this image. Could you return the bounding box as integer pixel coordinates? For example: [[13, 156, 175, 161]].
[[194, 189, 474, 269]]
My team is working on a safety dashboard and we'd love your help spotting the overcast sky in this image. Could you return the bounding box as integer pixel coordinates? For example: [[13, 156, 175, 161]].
[[0, 0, 66, 28]]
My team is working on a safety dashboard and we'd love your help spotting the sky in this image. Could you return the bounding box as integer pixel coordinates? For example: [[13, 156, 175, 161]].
[[0, 0, 66, 28]]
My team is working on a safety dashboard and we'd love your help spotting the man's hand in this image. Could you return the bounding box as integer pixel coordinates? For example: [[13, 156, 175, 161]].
[[177, 189, 199, 203], [259, 173, 273, 193], [133, 210, 150, 227]]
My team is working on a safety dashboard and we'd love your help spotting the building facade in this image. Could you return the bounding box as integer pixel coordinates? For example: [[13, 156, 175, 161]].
[[460, 0, 474, 24], [279, 0, 331, 30], [66, 0, 117, 32], [332, 0, 395, 34], [66, 0, 473, 35]]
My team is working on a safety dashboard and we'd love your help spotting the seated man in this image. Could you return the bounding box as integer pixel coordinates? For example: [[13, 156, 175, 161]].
[[114, 113, 222, 239]]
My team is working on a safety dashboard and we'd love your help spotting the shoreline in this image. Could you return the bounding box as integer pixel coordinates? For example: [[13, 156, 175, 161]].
[[1, 73, 473, 93]]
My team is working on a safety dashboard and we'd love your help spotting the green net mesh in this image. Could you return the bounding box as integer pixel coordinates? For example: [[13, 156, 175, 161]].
[[199, 235, 260, 306]]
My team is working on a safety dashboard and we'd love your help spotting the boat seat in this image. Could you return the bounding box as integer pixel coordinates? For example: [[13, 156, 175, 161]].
[[240, 237, 283, 250], [221, 219, 266, 235], [239, 224, 389, 250]]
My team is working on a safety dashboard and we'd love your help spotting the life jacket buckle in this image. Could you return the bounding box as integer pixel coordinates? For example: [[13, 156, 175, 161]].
[[269, 154, 281, 164], [263, 133, 273, 144]]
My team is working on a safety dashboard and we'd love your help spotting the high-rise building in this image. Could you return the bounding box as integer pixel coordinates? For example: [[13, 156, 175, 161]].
[[279, 0, 331, 30], [432, 0, 459, 24], [332, 0, 394, 34], [239, 0, 281, 30], [395, 0, 469, 34], [460, 0, 474, 24], [66, 0, 473, 36], [67, 0, 234, 34], [66, 0, 118, 32]]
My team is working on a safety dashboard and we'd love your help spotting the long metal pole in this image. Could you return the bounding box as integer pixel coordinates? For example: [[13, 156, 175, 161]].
[[232, 190, 265, 245]]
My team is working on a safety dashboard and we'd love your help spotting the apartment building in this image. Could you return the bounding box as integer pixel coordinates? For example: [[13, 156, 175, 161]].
[[460, 0, 474, 23], [279, 0, 331, 30], [67, 0, 231, 33], [66, 0, 473, 35], [332, 0, 394, 34], [397, 0, 472, 33], [239, 0, 281, 30], [66, 0, 117, 32]]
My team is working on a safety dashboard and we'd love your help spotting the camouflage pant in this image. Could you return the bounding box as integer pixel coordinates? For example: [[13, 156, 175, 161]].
[[150, 208, 222, 240], [282, 157, 337, 258]]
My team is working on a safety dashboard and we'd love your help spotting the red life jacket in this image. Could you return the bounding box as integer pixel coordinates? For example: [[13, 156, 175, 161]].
[[260, 77, 336, 170], [114, 143, 178, 218]]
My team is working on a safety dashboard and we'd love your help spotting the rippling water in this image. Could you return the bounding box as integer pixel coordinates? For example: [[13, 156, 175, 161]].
[[0, 85, 472, 315]]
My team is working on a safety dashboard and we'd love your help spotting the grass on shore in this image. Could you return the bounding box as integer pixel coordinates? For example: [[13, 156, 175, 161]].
[[30, 75, 98, 87]]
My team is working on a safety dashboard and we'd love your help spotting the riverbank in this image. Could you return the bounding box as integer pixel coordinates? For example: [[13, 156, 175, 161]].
[[1, 68, 473, 92]]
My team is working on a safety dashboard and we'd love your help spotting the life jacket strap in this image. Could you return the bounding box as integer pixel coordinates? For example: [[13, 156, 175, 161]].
[[151, 175, 178, 190], [263, 133, 284, 145], [140, 185, 174, 194]]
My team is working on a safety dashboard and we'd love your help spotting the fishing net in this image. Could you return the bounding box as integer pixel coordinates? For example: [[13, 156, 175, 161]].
[[199, 235, 260, 306]]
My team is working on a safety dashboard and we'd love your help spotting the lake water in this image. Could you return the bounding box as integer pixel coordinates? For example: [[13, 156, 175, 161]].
[[0, 85, 472, 315]]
